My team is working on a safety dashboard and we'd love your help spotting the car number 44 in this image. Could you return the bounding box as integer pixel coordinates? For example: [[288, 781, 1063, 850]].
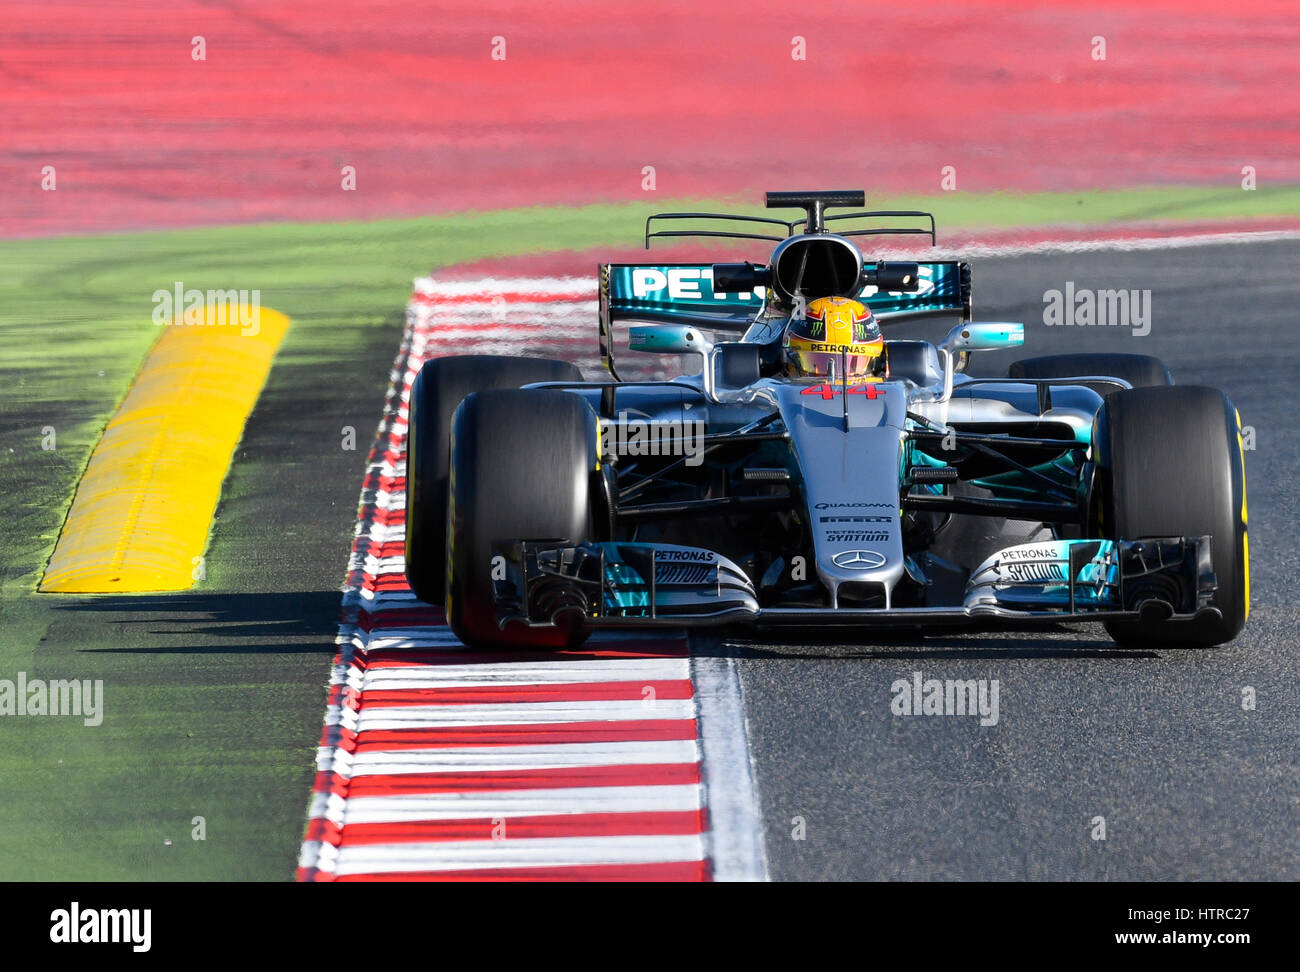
[[800, 384, 883, 400]]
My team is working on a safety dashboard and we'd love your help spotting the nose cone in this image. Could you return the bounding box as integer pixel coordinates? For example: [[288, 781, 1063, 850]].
[[772, 381, 908, 608]]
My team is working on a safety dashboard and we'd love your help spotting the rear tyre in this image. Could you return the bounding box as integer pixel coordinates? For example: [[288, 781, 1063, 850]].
[[405, 355, 582, 604], [1009, 352, 1172, 395], [446, 389, 596, 650], [1092, 386, 1248, 648]]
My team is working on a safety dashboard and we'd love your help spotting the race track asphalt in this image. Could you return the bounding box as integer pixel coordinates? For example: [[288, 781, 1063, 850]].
[[723, 238, 1300, 880]]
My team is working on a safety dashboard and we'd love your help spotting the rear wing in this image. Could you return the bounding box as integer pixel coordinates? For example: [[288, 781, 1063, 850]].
[[598, 261, 971, 378], [644, 205, 937, 247]]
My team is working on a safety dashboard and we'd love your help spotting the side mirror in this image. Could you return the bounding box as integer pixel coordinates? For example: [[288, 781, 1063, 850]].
[[628, 324, 722, 400], [628, 323, 714, 356], [941, 321, 1024, 353]]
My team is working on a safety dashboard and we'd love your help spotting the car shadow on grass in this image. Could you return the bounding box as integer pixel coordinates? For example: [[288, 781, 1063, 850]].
[[47, 590, 343, 653]]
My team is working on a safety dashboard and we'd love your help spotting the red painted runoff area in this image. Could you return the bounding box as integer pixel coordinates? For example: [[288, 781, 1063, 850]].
[[3, 0, 1297, 236]]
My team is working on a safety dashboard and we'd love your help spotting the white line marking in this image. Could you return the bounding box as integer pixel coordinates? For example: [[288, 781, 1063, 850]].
[[419, 301, 598, 318], [331, 835, 706, 874], [353, 697, 697, 730], [360, 659, 692, 686], [360, 632, 467, 650], [327, 740, 701, 776], [327, 784, 705, 823], [414, 276, 596, 297], [692, 651, 769, 882]]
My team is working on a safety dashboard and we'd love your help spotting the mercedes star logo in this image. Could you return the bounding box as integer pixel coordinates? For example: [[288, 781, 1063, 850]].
[[831, 549, 887, 570]]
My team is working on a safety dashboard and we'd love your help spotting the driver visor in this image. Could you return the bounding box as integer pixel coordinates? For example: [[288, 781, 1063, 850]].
[[788, 345, 880, 379]]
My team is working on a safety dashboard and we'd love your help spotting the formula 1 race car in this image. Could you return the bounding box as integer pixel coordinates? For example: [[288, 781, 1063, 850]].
[[405, 190, 1249, 651]]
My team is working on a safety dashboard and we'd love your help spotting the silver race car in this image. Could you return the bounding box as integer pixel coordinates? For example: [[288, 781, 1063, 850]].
[[406, 191, 1249, 651]]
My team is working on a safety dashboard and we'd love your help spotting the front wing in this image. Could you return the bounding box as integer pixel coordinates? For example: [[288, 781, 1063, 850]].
[[489, 537, 1221, 632]]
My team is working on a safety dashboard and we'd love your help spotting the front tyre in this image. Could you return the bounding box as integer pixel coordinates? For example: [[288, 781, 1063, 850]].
[[446, 389, 597, 650], [1092, 386, 1248, 647], [405, 354, 583, 605]]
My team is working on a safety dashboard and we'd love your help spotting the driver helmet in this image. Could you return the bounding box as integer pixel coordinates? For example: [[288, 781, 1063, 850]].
[[784, 296, 883, 380]]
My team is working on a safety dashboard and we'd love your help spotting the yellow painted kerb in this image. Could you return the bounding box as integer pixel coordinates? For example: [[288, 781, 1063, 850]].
[[40, 304, 290, 593]]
